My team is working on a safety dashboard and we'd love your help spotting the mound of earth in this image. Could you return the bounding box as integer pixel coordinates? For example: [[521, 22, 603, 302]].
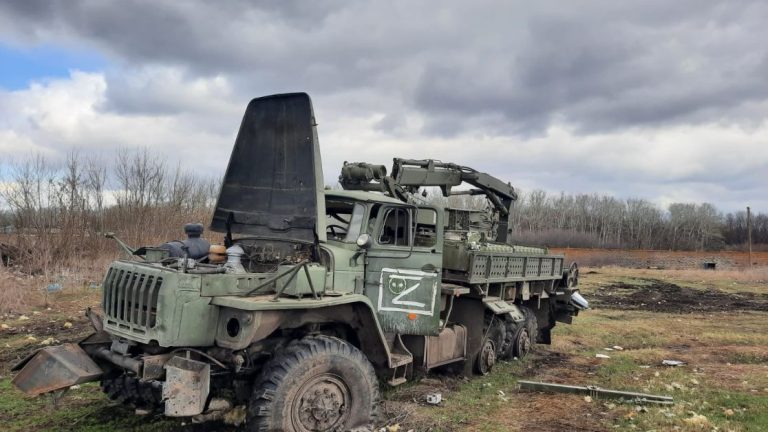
[[590, 279, 768, 313]]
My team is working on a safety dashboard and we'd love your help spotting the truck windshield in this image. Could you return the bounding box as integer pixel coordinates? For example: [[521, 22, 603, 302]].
[[343, 203, 365, 242], [325, 199, 366, 243]]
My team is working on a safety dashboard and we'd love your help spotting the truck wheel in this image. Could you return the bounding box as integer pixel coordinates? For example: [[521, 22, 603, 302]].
[[475, 338, 496, 375], [247, 335, 379, 432], [512, 326, 532, 359], [519, 305, 539, 345], [485, 313, 506, 359], [500, 315, 520, 360], [476, 313, 505, 374]]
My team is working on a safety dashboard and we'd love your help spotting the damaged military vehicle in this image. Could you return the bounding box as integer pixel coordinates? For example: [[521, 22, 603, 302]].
[[12, 93, 588, 432]]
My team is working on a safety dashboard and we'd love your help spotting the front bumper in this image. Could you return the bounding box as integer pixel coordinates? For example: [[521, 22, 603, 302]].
[[12, 343, 103, 396]]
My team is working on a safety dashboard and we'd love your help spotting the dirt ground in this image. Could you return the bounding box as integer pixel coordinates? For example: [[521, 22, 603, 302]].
[[589, 275, 768, 313], [1, 265, 767, 431], [377, 267, 768, 432]]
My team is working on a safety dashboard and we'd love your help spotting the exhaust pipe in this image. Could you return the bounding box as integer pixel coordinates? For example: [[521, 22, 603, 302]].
[[570, 292, 590, 310]]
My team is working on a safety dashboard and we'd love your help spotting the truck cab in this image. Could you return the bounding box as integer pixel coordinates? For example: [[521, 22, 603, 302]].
[[323, 190, 444, 336]]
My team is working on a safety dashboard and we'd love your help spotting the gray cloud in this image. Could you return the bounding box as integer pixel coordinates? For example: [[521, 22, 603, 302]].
[[4, 0, 767, 136], [1, 0, 767, 212], [413, 1, 768, 135]]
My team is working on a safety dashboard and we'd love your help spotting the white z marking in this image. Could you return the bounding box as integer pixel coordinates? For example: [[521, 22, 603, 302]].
[[377, 268, 438, 316], [391, 281, 425, 308]]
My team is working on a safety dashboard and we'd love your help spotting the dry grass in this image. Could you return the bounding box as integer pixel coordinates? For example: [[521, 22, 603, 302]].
[[616, 266, 768, 283], [553, 247, 768, 269], [0, 256, 112, 314], [582, 265, 768, 295], [0, 267, 41, 313], [1, 264, 767, 431], [399, 266, 768, 432]]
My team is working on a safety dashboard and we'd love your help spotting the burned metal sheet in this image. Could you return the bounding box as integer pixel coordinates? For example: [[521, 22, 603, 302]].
[[210, 93, 325, 243]]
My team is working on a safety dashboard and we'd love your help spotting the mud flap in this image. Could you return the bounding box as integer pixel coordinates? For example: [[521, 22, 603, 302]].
[[162, 356, 210, 417], [11, 343, 103, 396], [482, 299, 525, 322]]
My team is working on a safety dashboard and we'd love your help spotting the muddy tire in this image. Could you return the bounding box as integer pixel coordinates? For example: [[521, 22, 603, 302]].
[[475, 313, 505, 374], [500, 315, 521, 360], [503, 305, 538, 360], [519, 305, 539, 344], [512, 326, 533, 359], [247, 335, 379, 432], [484, 313, 506, 359]]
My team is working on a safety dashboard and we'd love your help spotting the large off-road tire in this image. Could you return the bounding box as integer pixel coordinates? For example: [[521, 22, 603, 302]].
[[500, 314, 521, 360], [511, 326, 533, 359], [475, 313, 506, 375], [485, 313, 506, 359], [502, 305, 538, 360], [247, 335, 379, 432], [519, 305, 539, 344]]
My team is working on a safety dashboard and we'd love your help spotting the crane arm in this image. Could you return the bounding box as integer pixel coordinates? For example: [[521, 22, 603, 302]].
[[339, 158, 518, 243]]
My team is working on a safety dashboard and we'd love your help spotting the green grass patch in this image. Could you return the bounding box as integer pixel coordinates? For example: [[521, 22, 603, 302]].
[[0, 379, 182, 432], [727, 352, 768, 365]]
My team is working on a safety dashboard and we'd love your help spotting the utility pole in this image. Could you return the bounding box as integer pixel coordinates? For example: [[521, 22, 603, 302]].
[[747, 206, 752, 268]]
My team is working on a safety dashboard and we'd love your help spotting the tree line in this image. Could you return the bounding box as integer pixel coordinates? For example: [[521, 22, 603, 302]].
[[419, 189, 763, 251], [505, 190, 765, 251], [0, 150, 220, 273], [1, 151, 764, 274]]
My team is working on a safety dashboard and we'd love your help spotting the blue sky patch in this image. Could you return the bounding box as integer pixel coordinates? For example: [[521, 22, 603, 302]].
[[0, 43, 106, 90]]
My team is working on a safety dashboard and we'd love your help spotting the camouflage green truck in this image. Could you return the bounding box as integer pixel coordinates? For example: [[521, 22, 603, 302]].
[[12, 93, 588, 431]]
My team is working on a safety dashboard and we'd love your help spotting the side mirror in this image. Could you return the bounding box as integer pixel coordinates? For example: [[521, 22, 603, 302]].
[[350, 234, 371, 266], [356, 233, 372, 249]]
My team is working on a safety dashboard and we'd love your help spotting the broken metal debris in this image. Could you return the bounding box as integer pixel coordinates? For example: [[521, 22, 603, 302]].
[[518, 380, 674, 405]]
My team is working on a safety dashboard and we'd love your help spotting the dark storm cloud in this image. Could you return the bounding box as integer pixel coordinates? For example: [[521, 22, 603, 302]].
[[3, 0, 765, 135], [413, 1, 768, 135]]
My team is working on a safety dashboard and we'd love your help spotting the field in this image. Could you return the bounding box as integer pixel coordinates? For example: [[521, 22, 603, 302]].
[[549, 247, 768, 269], [1, 265, 767, 431]]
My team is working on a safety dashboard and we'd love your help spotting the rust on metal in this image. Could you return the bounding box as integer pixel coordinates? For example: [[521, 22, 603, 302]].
[[11, 343, 103, 396], [142, 353, 174, 380], [162, 356, 210, 417], [425, 325, 466, 369]]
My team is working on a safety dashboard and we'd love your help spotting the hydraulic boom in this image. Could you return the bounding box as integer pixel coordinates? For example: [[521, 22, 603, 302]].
[[339, 158, 518, 242]]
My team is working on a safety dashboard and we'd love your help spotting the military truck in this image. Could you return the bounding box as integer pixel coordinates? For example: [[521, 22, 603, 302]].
[[12, 93, 588, 431]]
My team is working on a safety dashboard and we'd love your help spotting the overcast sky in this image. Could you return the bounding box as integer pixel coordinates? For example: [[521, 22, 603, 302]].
[[0, 0, 766, 212]]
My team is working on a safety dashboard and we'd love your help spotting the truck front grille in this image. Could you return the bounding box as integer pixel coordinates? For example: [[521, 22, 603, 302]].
[[102, 267, 163, 333]]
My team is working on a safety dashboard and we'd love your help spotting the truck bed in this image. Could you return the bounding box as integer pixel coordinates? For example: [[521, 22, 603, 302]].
[[442, 242, 564, 285]]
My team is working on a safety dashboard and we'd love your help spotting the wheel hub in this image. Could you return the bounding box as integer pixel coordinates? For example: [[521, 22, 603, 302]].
[[293, 374, 350, 431], [478, 339, 496, 375]]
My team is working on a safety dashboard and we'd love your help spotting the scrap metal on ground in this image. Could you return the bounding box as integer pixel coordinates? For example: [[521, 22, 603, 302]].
[[518, 380, 674, 405]]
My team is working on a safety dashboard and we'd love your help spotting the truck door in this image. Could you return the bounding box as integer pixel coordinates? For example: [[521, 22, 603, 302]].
[[364, 204, 443, 335]]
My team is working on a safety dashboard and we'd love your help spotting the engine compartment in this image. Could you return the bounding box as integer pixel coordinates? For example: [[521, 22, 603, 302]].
[[132, 224, 315, 276]]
